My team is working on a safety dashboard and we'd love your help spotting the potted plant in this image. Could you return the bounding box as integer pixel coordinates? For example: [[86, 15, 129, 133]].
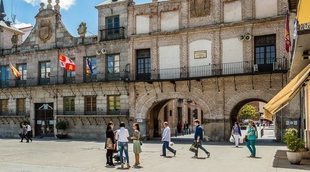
[[56, 120, 69, 139], [283, 128, 305, 165]]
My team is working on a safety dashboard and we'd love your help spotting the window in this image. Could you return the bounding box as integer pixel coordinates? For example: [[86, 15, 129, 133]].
[[64, 58, 76, 83], [84, 57, 97, 82], [16, 98, 26, 115], [16, 64, 27, 86], [64, 97, 75, 115], [0, 65, 9, 87], [254, 35, 276, 72], [0, 99, 8, 115], [108, 95, 120, 114], [107, 54, 120, 80], [136, 49, 151, 80], [39, 61, 51, 84], [17, 64, 27, 80], [106, 15, 120, 34], [84, 96, 96, 114]]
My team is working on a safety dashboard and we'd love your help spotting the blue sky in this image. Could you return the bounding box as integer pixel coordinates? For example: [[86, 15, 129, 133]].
[[3, 0, 151, 36]]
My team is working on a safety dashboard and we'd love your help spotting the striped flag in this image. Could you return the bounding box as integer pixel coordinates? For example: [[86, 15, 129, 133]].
[[59, 54, 76, 71], [285, 12, 291, 53], [86, 58, 93, 75], [9, 63, 21, 78]]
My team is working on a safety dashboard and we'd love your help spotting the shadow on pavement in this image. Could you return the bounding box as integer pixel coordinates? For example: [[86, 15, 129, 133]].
[[273, 150, 310, 170]]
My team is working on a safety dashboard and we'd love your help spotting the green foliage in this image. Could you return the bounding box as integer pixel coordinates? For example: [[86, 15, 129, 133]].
[[56, 120, 69, 130], [238, 104, 259, 120], [283, 128, 305, 152]]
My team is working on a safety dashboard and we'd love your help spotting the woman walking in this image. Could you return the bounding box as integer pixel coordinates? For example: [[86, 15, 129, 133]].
[[131, 123, 142, 167], [115, 122, 130, 169], [245, 120, 257, 158], [105, 122, 115, 166], [231, 122, 242, 147]]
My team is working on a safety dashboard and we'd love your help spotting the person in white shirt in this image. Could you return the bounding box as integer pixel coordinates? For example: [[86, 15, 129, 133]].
[[26, 123, 32, 143], [161, 122, 176, 157], [115, 122, 130, 168]]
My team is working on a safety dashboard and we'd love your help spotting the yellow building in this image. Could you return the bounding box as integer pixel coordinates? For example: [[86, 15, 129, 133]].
[[264, 0, 310, 149]]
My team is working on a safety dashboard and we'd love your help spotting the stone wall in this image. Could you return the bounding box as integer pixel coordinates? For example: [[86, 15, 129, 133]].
[[131, 73, 290, 141]]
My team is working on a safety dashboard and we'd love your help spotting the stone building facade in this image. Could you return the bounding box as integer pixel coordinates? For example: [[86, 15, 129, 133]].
[[0, 0, 298, 141]]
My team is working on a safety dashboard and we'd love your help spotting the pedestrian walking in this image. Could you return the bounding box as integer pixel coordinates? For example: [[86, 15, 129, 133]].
[[231, 122, 242, 147], [26, 123, 32, 143], [105, 122, 115, 167], [131, 123, 142, 168], [193, 119, 210, 158], [177, 121, 182, 136], [115, 122, 130, 169], [245, 120, 257, 158], [19, 123, 27, 142], [184, 121, 189, 135], [161, 122, 176, 157]]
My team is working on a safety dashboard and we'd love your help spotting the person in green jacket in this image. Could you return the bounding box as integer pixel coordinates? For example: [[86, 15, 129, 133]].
[[246, 120, 257, 157]]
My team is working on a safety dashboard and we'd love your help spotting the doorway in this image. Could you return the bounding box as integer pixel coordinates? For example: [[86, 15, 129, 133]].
[[35, 103, 54, 137]]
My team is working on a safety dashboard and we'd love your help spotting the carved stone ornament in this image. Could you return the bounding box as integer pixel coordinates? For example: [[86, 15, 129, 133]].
[[190, 0, 211, 18], [77, 22, 87, 37], [11, 34, 19, 46], [38, 19, 53, 42]]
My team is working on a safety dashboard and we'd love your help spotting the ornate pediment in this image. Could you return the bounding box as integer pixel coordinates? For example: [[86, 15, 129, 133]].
[[190, 0, 211, 18]]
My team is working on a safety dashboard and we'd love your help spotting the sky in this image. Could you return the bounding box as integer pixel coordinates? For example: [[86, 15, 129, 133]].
[[3, 0, 151, 36]]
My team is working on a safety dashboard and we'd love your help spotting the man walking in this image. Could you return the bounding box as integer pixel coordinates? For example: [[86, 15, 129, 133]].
[[26, 123, 32, 143], [193, 119, 210, 158], [161, 122, 176, 157]]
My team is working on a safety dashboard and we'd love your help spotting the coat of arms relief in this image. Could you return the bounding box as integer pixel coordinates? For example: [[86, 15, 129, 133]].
[[38, 19, 53, 42], [190, 0, 211, 18]]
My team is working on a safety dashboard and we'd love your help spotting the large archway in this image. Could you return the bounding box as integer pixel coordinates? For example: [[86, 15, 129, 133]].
[[145, 98, 205, 139], [136, 93, 211, 138], [230, 99, 276, 141]]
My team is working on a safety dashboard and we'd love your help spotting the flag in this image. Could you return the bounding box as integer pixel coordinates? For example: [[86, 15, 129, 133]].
[[9, 63, 21, 78], [59, 54, 76, 71], [285, 12, 291, 53], [86, 58, 93, 75]]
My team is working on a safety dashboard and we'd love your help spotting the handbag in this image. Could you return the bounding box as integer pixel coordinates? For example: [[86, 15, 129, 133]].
[[243, 135, 248, 142], [229, 135, 235, 143], [189, 142, 198, 153], [105, 138, 114, 150], [140, 141, 143, 146]]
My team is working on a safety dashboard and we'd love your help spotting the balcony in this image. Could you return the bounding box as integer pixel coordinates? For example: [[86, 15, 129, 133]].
[[133, 58, 288, 81], [0, 81, 10, 88], [100, 27, 125, 41], [59, 109, 129, 116]]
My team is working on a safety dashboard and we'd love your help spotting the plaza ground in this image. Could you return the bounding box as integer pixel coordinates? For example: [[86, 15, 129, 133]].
[[0, 137, 309, 172]]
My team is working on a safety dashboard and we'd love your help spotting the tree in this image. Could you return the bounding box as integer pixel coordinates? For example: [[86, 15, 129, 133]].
[[238, 104, 259, 120]]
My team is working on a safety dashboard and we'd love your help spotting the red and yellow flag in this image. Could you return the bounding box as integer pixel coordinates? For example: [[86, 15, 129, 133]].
[[285, 12, 291, 53], [59, 54, 76, 71], [9, 63, 21, 78]]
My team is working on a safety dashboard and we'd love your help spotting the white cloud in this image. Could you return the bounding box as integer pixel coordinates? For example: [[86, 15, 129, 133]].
[[23, 0, 76, 10], [13, 20, 32, 29]]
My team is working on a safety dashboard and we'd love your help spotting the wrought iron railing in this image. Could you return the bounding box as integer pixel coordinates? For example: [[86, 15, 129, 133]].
[[100, 27, 125, 41], [132, 58, 288, 81], [0, 58, 288, 89], [58, 109, 129, 116], [0, 111, 30, 116]]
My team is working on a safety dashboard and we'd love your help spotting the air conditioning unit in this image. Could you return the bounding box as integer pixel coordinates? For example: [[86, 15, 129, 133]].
[[96, 48, 107, 55], [245, 33, 252, 41], [239, 35, 245, 41], [253, 64, 258, 72], [273, 62, 280, 71]]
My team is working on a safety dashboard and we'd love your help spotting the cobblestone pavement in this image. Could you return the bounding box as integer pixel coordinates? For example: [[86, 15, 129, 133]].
[[0, 139, 309, 172]]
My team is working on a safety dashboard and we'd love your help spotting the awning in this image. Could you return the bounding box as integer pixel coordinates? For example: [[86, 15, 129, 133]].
[[297, 0, 310, 25], [263, 64, 310, 121]]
